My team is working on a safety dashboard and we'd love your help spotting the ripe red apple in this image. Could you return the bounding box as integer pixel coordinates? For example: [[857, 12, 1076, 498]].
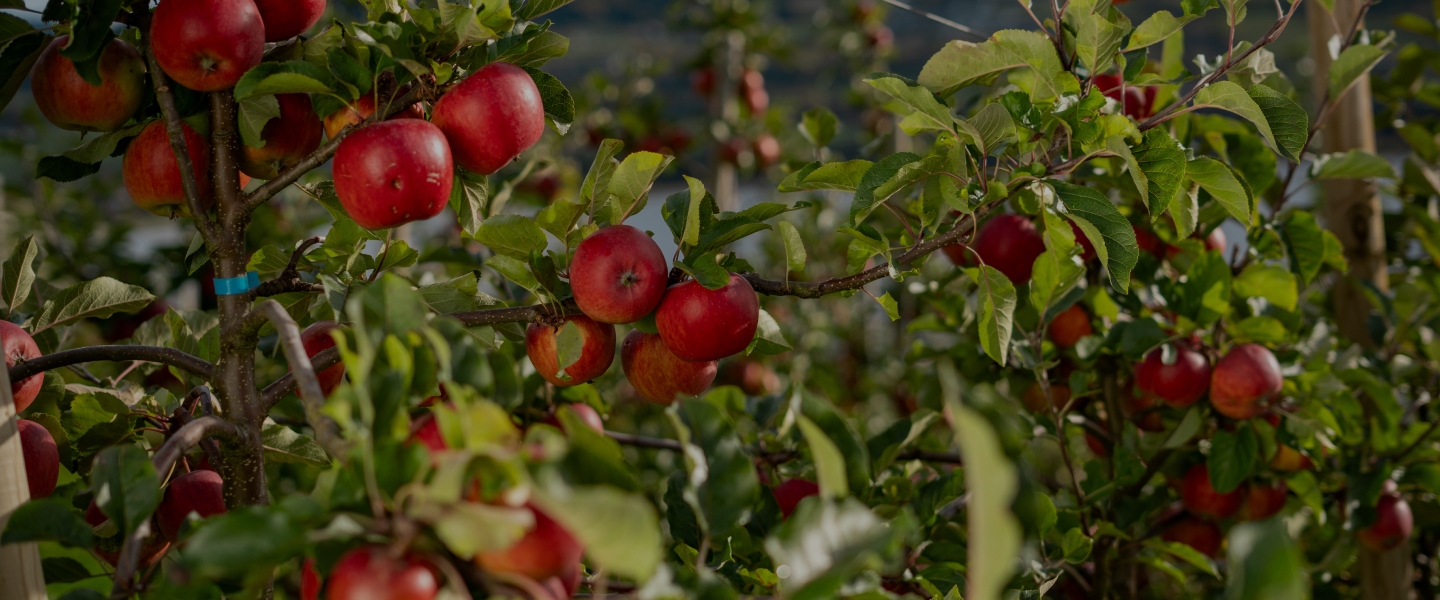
[[1179, 464, 1242, 520], [300, 321, 346, 396], [1358, 482, 1413, 552], [569, 225, 668, 324], [656, 275, 760, 362], [123, 120, 214, 218], [409, 412, 447, 454], [151, 0, 265, 92], [1120, 386, 1165, 432], [1203, 227, 1227, 253], [323, 88, 427, 140], [18, 419, 57, 499], [1161, 516, 1222, 557], [476, 503, 584, 582], [431, 62, 544, 175], [1085, 433, 1108, 457], [865, 25, 894, 51], [720, 359, 782, 396], [1093, 74, 1157, 120], [1048, 304, 1092, 348], [85, 501, 170, 567], [327, 546, 438, 600], [1, 321, 42, 413], [333, 119, 453, 230], [691, 68, 715, 97], [1135, 343, 1211, 408], [239, 93, 323, 180], [1209, 343, 1283, 419], [1236, 480, 1287, 521], [739, 69, 768, 114], [252, 0, 326, 42], [525, 315, 616, 387], [971, 214, 1046, 285], [1070, 221, 1096, 262], [1022, 383, 1071, 413], [302, 558, 322, 600], [544, 403, 605, 434], [621, 330, 717, 404], [30, 36, 145, 132], [753, 133, 781, 168], [157, 469, 226, 540], [773, 478, 819, 519]]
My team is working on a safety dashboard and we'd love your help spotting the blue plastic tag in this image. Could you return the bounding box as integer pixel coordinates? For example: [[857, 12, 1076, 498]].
[[215, 271, 261, 296]]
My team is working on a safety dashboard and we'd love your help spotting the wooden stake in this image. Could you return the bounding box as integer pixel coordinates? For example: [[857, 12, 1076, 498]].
[[0, 361, 48, 598]]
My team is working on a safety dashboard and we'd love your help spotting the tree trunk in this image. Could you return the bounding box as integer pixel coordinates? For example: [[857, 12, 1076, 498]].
[[0, 354, 48, 598]]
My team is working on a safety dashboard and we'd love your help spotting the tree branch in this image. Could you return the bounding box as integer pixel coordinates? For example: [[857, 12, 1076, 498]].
[[606, 430, 963, 465], [151, 416, 240, 480], [249, 300, 348, 458], [9, 345, 215, 383], [140, 28, 216, 242], [250, 236, 326, 298], [108, 518, 153, 599]]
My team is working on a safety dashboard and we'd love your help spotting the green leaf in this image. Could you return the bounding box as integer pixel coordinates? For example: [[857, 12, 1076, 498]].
[[451, 169, 489, 238], [1207, 427, 1257, 493], [676, 251, 730, 290], [475, 214, 547, 258], [968, 103, 1016, 153], [1133, 128, 1187, 219], [237, 95, 281, 149], [1030, 250, 1085, 314], [799, 107, 839, 149], [1247, 84, 1308, 162], [866, 74, 955, 135], [178, 497, 322, 579], [523, 67, 575, 135], [764, 498, 911, 598], [1192, 81, 1294, 161], [778, 160, 874, 192], [1187, 157, 1252, 224], [57, 121, 146, 164], [918, 30, 1066, 100], [1328, 43, 1387, 101], [0, 28, 46, 115], [2, 234, 38, 317], [41, 557, 97, 583], [800, 393, 874, 495], [673, 398, 762, 535], [486, 254, 540, 291], [554, 320, 584, 380], [876, 291, 900, 321], [580, 139, 624, 207], [777, 221, 807, 275], [1062, 527, 1094, 563], [410, 502, 530, 560], [90, 445, 160, 535], [1311, 149, 1395, 180], [746, 308, 792, 356], [848, 152, 922, 226], [233, 61, 335, 100], [1283, 211, 1325, 286], [29, 277, 156, 334], [558, 406, 641, 492], [1050, 181, 1140, 293], [1125, 11, 1198, 50], [260, 421, 330, 467], [1, 499, 93, 548], [37, 155, 102, 182], [1144, 538, 1219, 577], [1234, 264, 1298, 311], [681, 175, 705, 247], [967, 265, 1017, 365], [940, 365, 1021, 600], [514, 0, 573, 19], [797, 415, 850, 499], [498, 29, 570, 68], [536, 198, 584, 241], [1225, 519, 1308, 598], [1178, 250, 1233, 326], [1068, 0, 1128, 74], [602, 151, 672, 225]]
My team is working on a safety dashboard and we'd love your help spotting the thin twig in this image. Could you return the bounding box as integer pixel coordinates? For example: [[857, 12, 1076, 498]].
[[151, 416, 240, 480], [9, 345, 215, 383], [876, 0, 987, 39], [249, 300, 348, 458]]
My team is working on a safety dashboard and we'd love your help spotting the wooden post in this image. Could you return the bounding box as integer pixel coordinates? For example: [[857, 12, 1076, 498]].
[[0, 363, 48, 598], [1309, 0, 1410, 597]]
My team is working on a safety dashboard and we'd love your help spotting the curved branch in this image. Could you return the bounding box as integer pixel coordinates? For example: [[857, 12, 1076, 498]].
[[250, 300, 349, 458], [606, 430, 962, 465], [140, 29, 216, 242], [9, 345, 215, 383], [151, 416, 240, 481]]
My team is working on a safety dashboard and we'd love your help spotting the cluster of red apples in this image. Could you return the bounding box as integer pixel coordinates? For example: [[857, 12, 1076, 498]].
[[28, 0, 545, 230]]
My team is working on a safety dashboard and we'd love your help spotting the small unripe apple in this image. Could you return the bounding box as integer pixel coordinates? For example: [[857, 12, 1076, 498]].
[[151, 0, 265, 92], [525, 315, 616, 387], [1270, 444, 1314, 471], [1236, 480, 1287, 521], [1022, 382, 1071, 413], [569, 225, 668, 324], [157, 469, 226, 540], [971, 214, 1046, 285], [333, 119, 453, 230], [753, 133, 781, 168], [772, 478, 819, 519], [1179, 464, 1242, 520], [323, 88, 427, 140], [1210, 344, 1283, 420], [655, 275, 760, 362], [123, 120, 214, 218], [300, 321, 345, 396], [1048, 304, 1092, 348], [720, 359, 782, 396], [1135, 343, 1211, 408], [240, 93, 323, 180], [476, 503, 584, 582], [30, 36, 145, 132], [621, 330, 717, 404], [18, 419, 58, 499], [431, 62, 545, 175], [1, 321, 43, 413], [1358, 482, 1413, 552], [252, 0, 326, 42], [327, 546, 438, 600], [86, 501, 170, 568], [1161, 515, 1222, 557]]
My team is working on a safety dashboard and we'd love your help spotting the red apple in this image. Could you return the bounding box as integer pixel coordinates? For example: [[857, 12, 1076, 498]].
[[1, 321, 42, 413], [865, 25, 894, 51], [431, 62, 545, 175], [302, 558, 322, 600], [525, 315, 616, 387], [1210, 344, 1283, 420], [1358, 482, 1413, 552], [476, 503, 584, 582], [544, 403, 605, 434], [1133, 225, 1164, 258], [323, 87, 427, 140], [18, 419, 57, 499], [1203, 227, 1227, 254], [1236, 480, 1287, 521], [773, 478, 819, 519], [569, 225, 668, 324], [1121, 386, 1165, 432], [1070, 221, 1096, 262], [753, 133, 781, 168], [151, 0, 265, 92], [327, 546, 438, 600], [253, 0, 326, 42], [86, 501, 170, 567], [1085, 433, 1108, 457], [621, 330, 717, 404], [1048, 304, 1092, 348], [1161, 516, 1222, 557], [157, 469, 226, 540], [1022, 382, 1071, 413], [739, 69, 768, 113], [1179, 464, 1242, 520], [30, 36, 145, 132], [333, 119, 453, 229], [656, 275, 760, 362], [1135, 343, 1211, 409], [123, 120, 214, 218], [691, 68, 715, 97], [1093, 74, 1157, 120], [300, 321, 345, 396], [971, 214, 1046, 285], [720, 359, 782, 396], [409, 413, 446, 453], [240, 93, 323, 180], [1270, 444, 1314, 471]]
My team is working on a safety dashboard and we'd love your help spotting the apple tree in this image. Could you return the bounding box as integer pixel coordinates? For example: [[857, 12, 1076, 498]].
[[0, 0, 1433, 598]]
